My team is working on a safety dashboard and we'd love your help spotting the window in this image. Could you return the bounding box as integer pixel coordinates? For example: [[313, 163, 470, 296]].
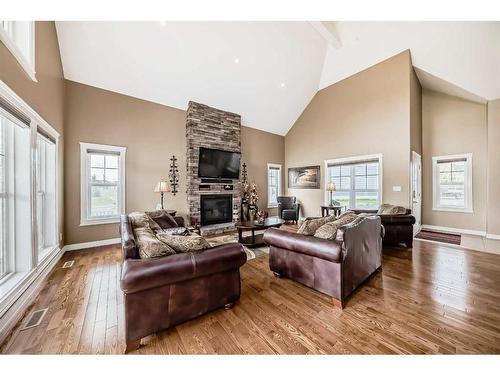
[[0, 21, 36, 81], [36, 133, 57, 259], [325, 154, 382, 210], [267, 163, 282, 208], [0, 115, 7, 280], [432, 154, 472, 212], [80, 143, 126, 225]]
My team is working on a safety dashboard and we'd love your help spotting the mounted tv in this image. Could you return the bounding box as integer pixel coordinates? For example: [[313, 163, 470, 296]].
[[198, 147, 241, 180]]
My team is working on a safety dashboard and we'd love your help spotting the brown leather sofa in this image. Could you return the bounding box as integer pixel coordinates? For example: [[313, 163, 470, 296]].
[[353, 209, 415, 247], [119, 214, 247, 353], [263, 215, 383, 308]]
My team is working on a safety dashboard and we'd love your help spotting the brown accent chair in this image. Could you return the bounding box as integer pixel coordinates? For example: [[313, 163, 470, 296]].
[[119, 214, 247, 353], [263, 216, 383, 308], [352, 209, 415, 247]]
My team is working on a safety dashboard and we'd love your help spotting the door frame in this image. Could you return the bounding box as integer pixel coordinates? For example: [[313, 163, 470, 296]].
[[410, 151, 422, 235]]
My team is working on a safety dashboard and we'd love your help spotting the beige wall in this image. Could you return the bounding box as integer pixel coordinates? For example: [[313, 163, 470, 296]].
[[0, 21, 65, 244], [422, 90, 488, 231], [410, 67, 422, 155], [284, 51, 412, 218], [241, 126, 285, 216], [487, 99, 500, 235], [64, 80, 285, 244]]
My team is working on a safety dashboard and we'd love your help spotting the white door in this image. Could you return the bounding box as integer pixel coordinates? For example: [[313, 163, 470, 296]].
[[411, 151, 422, 235]]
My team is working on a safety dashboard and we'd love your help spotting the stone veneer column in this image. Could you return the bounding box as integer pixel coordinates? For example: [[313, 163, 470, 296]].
[[186, 101, 242, 232]]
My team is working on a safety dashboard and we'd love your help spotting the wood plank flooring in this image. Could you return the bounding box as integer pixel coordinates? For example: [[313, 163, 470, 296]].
[[2, 239, 500, 354]]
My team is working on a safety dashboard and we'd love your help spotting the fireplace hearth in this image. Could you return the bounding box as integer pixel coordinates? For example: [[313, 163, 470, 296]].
[[200, 194, 233, 226]]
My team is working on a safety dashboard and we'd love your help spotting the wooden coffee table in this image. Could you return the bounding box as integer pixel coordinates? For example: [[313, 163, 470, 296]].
[[236, 217, 285, 247]]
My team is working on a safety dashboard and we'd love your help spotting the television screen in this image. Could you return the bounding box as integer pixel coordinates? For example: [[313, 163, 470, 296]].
[[198, 147, 241, 179]]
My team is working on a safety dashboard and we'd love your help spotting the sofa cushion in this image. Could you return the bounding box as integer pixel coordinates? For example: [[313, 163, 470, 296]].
[[377, 204, 407, 215], [314, 212, 359, 240], [146, 209, 179, 229], [129, 211, 162, 231], [157, 232, 211, 253], [297, 215, 337, 235], [133, 227, 176, 259]]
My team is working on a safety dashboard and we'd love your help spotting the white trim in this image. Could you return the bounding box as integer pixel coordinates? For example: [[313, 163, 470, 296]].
[[267, 163, 282, 209], [421, 224, 486, 237], [0, 22, 37, 82], [432, 153, 473, 213], [0, 246, 63, 345], [80, 142, 126, 226], [324, 153, 383, 209], [486, 233, 500, 240], [63, 238, 121, 252]]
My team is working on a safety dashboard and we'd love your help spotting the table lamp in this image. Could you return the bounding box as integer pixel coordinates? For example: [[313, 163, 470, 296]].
[[326, 182, 340, 206], [154, 180, 170, 209]]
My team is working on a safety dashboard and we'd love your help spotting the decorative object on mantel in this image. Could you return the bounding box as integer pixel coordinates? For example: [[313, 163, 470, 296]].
[[169, 155, 179, 196], [248, 182, 259, 222], [326, 182, 341, 206], [288, 165, 321, 189], [154, 180, 170, 209], [241, 162, 248, 185]]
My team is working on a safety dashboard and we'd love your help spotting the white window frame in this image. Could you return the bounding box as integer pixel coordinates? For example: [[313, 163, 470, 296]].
[[267, 163, 282, 209], [324, 154, 383, 210], [0, 80, 60, 314], [80, 142, 126, 226], [0, 21, 36, 81], [432, 153, 473, 213]]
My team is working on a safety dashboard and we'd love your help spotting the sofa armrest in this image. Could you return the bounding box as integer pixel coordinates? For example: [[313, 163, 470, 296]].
[[378, 214, 415, 225], [263, 228, 342, 263], [120, 243, 246, 294]]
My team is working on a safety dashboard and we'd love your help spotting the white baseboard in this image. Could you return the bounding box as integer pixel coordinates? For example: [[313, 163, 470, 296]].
[[421, 224, 486, 237], [0, 246, 65, 346], [63, 237, 121, 251], [486, 233, 500, 240]]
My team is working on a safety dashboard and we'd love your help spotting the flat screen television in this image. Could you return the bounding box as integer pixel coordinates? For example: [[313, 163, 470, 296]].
[[198, 147, 241, 180]]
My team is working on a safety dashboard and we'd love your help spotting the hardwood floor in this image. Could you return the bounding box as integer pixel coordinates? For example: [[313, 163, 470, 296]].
[[2, 239, 500, 354]]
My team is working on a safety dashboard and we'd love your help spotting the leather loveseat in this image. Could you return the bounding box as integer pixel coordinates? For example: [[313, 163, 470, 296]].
[[119, 214, 247, 353], [352, 209, 415, 247], [263, 215, 383, 308]]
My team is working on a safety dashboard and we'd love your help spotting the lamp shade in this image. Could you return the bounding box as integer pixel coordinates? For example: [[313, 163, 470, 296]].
[[326, 182, 337, 191], [154, 180, 170, 193]]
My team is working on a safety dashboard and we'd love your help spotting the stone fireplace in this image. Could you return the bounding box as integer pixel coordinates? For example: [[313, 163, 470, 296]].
[[186, 101, 241, 235]]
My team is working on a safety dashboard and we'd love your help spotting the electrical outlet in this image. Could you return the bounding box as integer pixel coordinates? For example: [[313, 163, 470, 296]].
[[392, 185, 402, 192]]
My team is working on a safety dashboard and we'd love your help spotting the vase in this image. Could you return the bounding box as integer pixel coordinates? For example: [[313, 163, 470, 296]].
[[241, 202, 249, 221], [248, 204, 257, 222]]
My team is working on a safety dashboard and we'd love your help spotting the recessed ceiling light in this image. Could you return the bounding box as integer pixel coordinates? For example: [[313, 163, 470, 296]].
[[234, 58, 240, 64], [160, 21, 167, 27], [280, 82, 286, 88]]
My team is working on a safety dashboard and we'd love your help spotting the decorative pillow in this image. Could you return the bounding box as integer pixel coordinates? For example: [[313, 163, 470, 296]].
[[314, 212, 359, 240], [158, 226, 190, 236], [377, 204, 407, 215], [146, 210, 179, 229], [157, 232, 211, 253], [134, 227, 176, 259], [297, 215, 336, 236], [129, 211, 161, 231]]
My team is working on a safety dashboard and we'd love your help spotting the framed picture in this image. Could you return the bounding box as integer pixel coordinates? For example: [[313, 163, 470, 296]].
[[288, 165, 320, 189]]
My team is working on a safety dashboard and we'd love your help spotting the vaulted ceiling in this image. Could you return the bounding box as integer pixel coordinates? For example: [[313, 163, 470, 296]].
[[56, 21, 500, 136]]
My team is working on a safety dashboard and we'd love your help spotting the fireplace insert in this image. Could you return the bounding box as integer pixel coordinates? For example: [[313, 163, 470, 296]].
[[200, 194, 233, 226]]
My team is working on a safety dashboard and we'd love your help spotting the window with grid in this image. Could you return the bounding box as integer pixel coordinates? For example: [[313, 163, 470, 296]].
[[80, 143, 126, 225], [0, 21, 35, 80], [432, 154, 472, 212], [267, 164, 282, 208], [326, 158, 380, 210]]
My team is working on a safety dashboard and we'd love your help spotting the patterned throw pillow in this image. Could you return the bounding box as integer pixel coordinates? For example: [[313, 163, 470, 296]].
[[129, 211, 162, 231], [146, 210, 179, 229], [297, 215, 337, 235], [313, 212, 359, 240], [156, 232, 211, 253], [134, 227, 176, 259], [377, 204, 407, 215]]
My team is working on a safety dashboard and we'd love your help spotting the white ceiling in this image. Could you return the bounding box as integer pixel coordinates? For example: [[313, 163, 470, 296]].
[[55, 21, 327, 136], [56, 21, 500, 136]]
